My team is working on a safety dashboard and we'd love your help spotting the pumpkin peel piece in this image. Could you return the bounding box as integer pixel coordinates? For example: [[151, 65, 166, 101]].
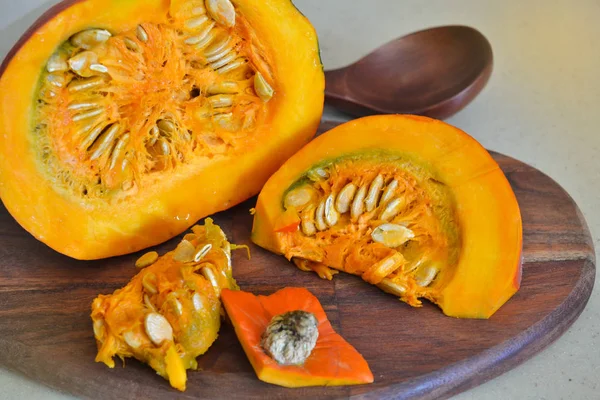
[[221, 287, 374, 387], [91, 218, 241, 391]]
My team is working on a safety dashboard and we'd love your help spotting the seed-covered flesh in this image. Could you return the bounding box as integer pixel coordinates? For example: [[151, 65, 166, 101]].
[[36, 0, 276, 201], [278, 155, 460, 307], [91, 218, 243, 391], [261, 310, 319, 365]]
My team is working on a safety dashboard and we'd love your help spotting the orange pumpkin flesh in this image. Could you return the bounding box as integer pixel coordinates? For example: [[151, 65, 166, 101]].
[[0, 0, 324, 259], [91, 218, 240, 391], [221, 287, 374, 387], [252, 115, 522, 319]]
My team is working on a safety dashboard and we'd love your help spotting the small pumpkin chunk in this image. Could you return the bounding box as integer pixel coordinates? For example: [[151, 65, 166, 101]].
[[91, 218, 243, 391], [221, 287, 374, 387]]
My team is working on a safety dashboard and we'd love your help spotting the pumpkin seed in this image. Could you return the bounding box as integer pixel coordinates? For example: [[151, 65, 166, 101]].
[[204, 35, 231, 59], [46, 52, 68, 73], [371, 223, 414, 248], [68, 51, 98, 76], [192, 6, 206, 16], [201, 265, 220, 295], [350, 184, 368, 221], [123, 37, 140, 52], [89, 123, 120, 160], [123, 330, 142, 349], [363, 252, 405, 284], [324, 193, 339, 227], [68, 76, 104, 92], [72, 108, 103, 122], [379, 197, 407, 222], [378, 278, 407, 296], [380, 179, 399, 205], [173, 239, 195, 262], [208, 94, 234, 108], [415, 265, 438, 287], [365, 174, 384, 212], [185, 15, 209, 30], [68, 99, 103, 111], [254, 72, 274, 102], [216, 58, 245, 74], [307, 168, 329, 182], [301, 205, 316, 236], [47, 74, 65, 88], [89, 64, 108, 74], [335, 183, 356, 214], [71, 29, 112, 49], [210, 50, 237, 70], [93, 319, 105, 339], [206, 0, 236, 28], [185, 21, 215, 45], [144, 312, 173, 345], [144, 294, 157, 312], [194, 243, 212, 262], [136, 251, 159, 268], [167, 293, 183, 316], [194, 29, 217, 50], [79, 122, 108, 151], [142, 272, 158, 294], [284, 185, 315, 210], [192, 292, 205, 311], [159, 138, 171, 156], [109, 133, 130, 170], [136, 25, 148, 43], [206, 81, 238, 94], [157, 119, 177, 135], [315, 198, 327, 231]]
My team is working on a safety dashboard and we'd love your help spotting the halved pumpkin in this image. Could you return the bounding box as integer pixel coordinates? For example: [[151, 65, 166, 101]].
[[251, 115, 522, 319], [0, 0, 324, 259]]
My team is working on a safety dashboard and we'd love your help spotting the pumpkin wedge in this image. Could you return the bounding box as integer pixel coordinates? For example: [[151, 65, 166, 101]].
[[251, 115, 522, 319], [0, 0, 324, 259], [221, 287, 374, 387]]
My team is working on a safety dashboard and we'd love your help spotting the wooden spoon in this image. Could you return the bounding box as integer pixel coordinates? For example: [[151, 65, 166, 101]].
[[324, 25, 493, 119]]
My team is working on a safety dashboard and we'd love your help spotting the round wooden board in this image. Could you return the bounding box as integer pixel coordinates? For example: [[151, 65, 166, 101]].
[[0, 121, 595, 400]]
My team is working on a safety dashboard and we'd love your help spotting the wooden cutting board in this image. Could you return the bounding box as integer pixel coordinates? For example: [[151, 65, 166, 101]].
[[0, 121, 595, 399]]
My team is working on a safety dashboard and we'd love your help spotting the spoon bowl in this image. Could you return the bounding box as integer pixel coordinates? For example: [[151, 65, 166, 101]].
[[324, 25, 493, 119]]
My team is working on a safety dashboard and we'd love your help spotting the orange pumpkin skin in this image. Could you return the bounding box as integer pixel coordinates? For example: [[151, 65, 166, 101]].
[[0, 0, 324, 260], [251, 115, 522, 319], [221, 287, 374, 387]]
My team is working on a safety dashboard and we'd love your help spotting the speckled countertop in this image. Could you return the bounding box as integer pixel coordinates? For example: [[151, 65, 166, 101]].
[[0, 1, 598, 399]]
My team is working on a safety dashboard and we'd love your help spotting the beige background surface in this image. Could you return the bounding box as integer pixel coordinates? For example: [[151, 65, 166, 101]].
[[0, 0, 598, 399]]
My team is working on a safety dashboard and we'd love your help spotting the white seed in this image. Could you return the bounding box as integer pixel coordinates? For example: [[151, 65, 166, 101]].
[[68, 99, 103, 111], [213, 112, 236, 130], [210, 50, 237, 70], [68, 76, 105, 92], [206, 0, 236, 28], [365, 174, 384, 212], [47, 74, 65, 88], [144, 294, 157, 312], [379, 197, 407, 222], [109, 133, 130, 170], [185, 15, 209, 30], [216, 58, 245, 74], [371, 223, 415, 248], [192, 292, 205, 311], [206, 81, 238, 94], [185, 20, 215, 45], [167, 293, 183, 316], [335, 183, 356, 214], [93, 319, 105, 339], [301, 206, 317, 236], [124, 37, 140, 52], [159, 138, 171, 156], [123, 330, 142, 349], [80, 122, 108, 151], [192, 5, 207, 15], [201, 265, 220, 295], [284, 185, 315, 210], [351, 184, 368, 221], [89, 64, 108, 73], [415, 265, 438, 287], [204, 35, 231, 59], [173, 239, 196, 262], [307, 168, 329, 182], [254, 72, 274, 102], [324, 193, 339, 227], [89, 123, 120, 160], [72, 108, 103, 122], [315, 198, 327, 231], [208, 94, 234, 108], [136, 25, 148, 42], [194, 29, 217, 50], [380, 179, 399, 205], [68, 51, 99, 77], [71, 29, 112, 49], [194, 243, 212, 262], [144, 312, 173, 345], [378, 278, 407, 296], [157, 119, 177, 135], [47, 52, 68, 73], [136, 251, 159, 268], [142, 272, 158, 294]]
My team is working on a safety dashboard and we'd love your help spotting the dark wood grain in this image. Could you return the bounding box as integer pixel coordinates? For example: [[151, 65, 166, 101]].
[[0, 121, 594, 400], [325, 26, 493, 119]]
